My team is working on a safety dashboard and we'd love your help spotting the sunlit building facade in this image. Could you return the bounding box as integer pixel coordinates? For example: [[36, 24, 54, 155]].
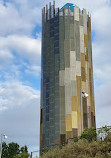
[[40, 2, 96, 149]]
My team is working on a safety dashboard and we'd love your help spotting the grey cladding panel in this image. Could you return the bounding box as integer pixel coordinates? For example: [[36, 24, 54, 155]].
[[75, 21, 80, 61], [59, 15, 65, 70], [65, 16, 70, 39], [70, 16, 74, 24], [70, 24, 74, 39], [65, 53, 70, 68], [79, 14, 83, 26], [64, 40, 70, 53], [71, 39, 75, 51]]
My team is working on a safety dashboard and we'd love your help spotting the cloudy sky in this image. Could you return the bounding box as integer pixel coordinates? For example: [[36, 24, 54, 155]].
[[0, 0, 111, 155]]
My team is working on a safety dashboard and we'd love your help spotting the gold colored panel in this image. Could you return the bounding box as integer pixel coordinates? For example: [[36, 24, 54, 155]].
[[82, 81, 87, 93], [76, 76, 81, 135], [66, 131, 73, 139], [91, 49, 93, 68], [87, 95, 91, 106], [87, 28, 90, 41], [89, 68, 92, 110], [72, 128, 78, 137], [83, 97, 87, 114], [81, 53, 85, 68], [66, 114, 72, 131], [72, 111, 78, 128], [88, 106, 91, 128], [85, 55, 88, 61], [84, 34, 88, 48], [81, 67, 86, 82], [83, 113, 88, 128], [91, 112, 94, 127], [89, 17, 91, 32], [71, 96, 77, 111]]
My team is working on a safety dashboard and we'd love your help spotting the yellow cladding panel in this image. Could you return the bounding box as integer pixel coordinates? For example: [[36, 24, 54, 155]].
[[72, 111, 78, 128], [76, 76, 81, 135], [81, 67, 86, 82], [76, 76, 81, 123], [89, 17, 91, 32], [87, 28, 91, 42], [66, 114, 72, 131], [87, 93, 91, 106], [82, 81, 87, 92], [85, 55, 88, 61], [81, 53, 85, 67], [91, 49, 93, 68], [72, 96, 77, 111], [84, 34, 88, 48]]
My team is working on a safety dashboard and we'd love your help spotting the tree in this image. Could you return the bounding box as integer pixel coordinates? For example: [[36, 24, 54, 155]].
[[7, 142, 20, 158], [2, 142, 8, 158], [80, 127, 97, 142], [104, 132, 111, 142], [2, 142, 29, 158], [98, 125, 111, 141], [20, 146, 28, 153], [14, 152, 30, 158]]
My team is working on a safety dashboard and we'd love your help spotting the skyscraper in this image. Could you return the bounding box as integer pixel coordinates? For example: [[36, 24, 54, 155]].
[[40, 1, 96, 150]]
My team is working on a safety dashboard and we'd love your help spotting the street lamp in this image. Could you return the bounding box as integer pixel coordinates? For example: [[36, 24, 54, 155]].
[[80, 89, 88, 133], [0, 134, 8, 158]]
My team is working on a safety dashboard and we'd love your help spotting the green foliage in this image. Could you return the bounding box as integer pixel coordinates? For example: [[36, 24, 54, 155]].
[[14, 152, 30, 158], [80, 127, 97, 142], [41, 127, 111, 158], [2, 142, 29, 158], [41, 139, 111, 158], [98, 125, 111, 135], [8, 142, 20, 158], [2, 142, 8, 158], [104, 133, 111, 142], [20, 146, 28, 153], [73, 137, 79, 142], [98, 125, 111, 141]]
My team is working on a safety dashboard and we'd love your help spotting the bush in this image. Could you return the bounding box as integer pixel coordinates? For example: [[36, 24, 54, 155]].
[[80, 127, 97, 142], [41, 127, 111, 158]]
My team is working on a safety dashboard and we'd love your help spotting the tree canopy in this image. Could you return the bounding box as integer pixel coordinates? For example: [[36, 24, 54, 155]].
[[2, 142, 29, 158]]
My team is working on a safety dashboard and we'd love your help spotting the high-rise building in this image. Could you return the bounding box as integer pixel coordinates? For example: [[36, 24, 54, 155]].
[[40, 1, 96, 150]]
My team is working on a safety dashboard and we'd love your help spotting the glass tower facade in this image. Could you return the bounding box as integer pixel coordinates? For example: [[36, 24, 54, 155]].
[[40, 2, 96, 150]]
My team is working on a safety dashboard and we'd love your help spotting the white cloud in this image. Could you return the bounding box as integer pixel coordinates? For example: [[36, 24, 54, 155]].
[[0, 81, 40, 148], [92, 2, 111, 85], [92, 3, 111, 36], [0, 35, 41, 64], [0, 1, 41, 35], [0, 34, 41, 78], [0, 81, 40, 111], [25, 65, 41, 77], [0, 50, 14, 67]]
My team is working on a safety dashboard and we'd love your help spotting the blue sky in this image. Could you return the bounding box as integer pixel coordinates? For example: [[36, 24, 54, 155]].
[[0, 0, 111, 156]]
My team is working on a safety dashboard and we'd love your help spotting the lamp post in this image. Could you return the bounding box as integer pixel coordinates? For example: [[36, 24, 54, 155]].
[[80, 89, 88, 133], [0, 134, 8, 158]]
